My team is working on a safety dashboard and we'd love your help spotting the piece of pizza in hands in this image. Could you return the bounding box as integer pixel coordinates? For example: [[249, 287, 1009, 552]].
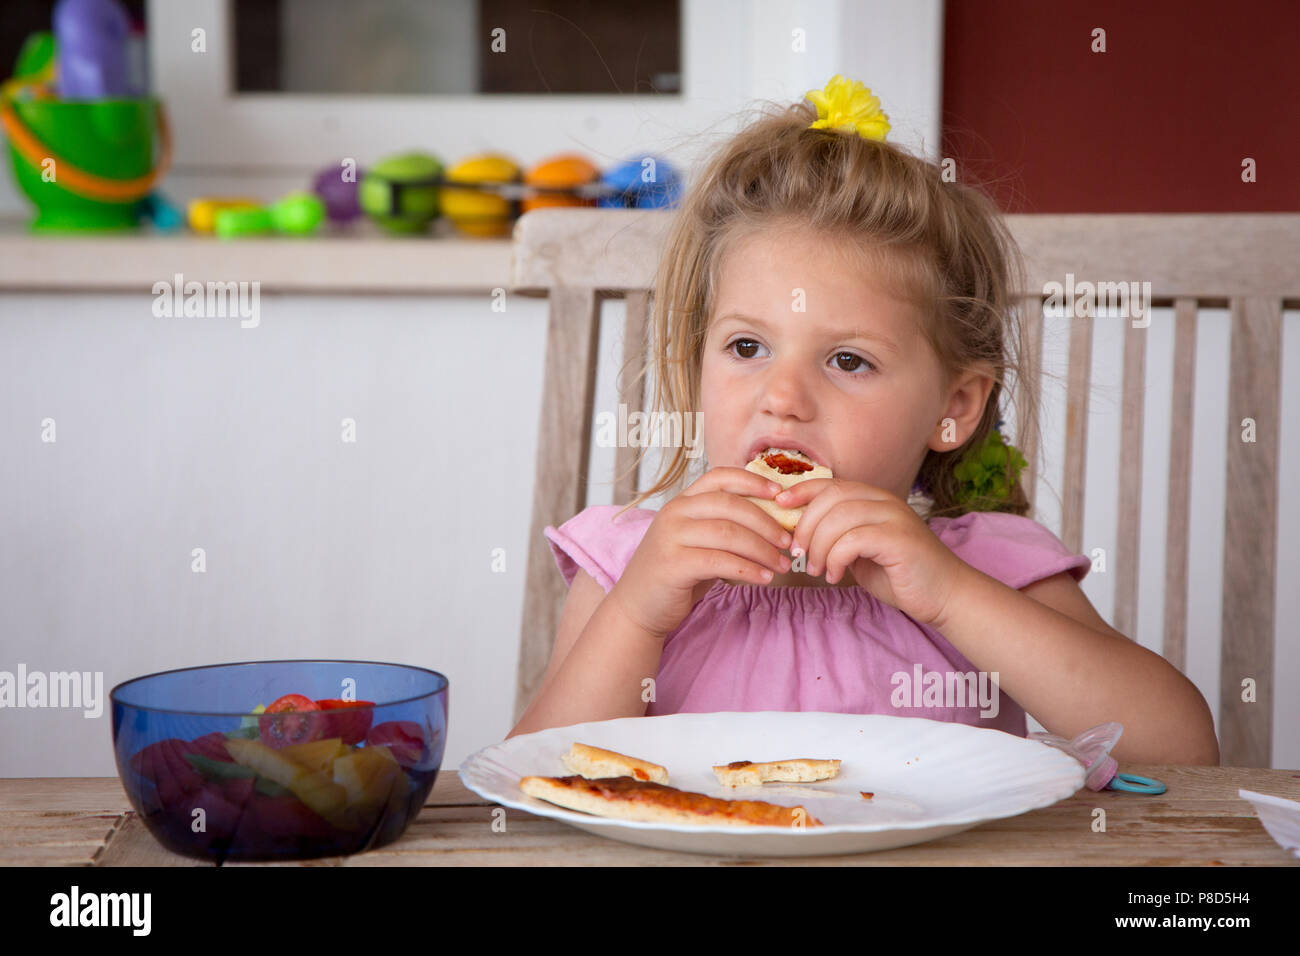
[[742, 448, 832, 533]]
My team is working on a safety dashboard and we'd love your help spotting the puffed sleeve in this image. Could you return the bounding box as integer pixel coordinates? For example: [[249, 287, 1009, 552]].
[[543, 504, 658, 594], [929, 511, 1091, 591]]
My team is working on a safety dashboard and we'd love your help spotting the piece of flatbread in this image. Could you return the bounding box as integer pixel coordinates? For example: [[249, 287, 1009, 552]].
[[520, 774, 822, 828], [559, 742, 669, 784], [743, 448, 833, 532], [712, 758, 842, 788]]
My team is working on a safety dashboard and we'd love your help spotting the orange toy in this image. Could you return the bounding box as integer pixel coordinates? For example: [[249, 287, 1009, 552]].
[[520, 153, 599, 213]]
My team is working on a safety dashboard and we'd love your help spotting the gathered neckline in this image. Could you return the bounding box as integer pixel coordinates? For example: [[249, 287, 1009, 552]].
[[706, 578, 865, 597]]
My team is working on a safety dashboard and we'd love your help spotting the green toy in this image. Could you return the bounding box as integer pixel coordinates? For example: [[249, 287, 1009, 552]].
[[269, 191, 325, 234], [14, 32, 56, 85], [214, 205, 272, 238], [1, 31, 169, 231], [359, 152, 443, 233]]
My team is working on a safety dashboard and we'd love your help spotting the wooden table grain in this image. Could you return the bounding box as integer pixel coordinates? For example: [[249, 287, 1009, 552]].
[[3, 767, 1298, 866]]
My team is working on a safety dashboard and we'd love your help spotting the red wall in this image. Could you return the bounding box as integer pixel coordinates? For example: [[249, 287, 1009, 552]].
[[941, 0, 1300, 212]]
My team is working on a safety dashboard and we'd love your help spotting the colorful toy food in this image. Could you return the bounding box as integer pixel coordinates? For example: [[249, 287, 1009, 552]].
[[138, 191, 183, 230], [359, 151, 443, 233], [312, 161, 364, 223], [520, 153, 599, 213], [597, 154, 683, 209], [268, 190, 325, 234], [441, 152, 520, 237], [213, 205, 272, 238], [187, 197, 260, 233]]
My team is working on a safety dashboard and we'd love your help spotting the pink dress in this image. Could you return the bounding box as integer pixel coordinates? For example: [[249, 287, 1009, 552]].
[[544, 505, 1091, 737]]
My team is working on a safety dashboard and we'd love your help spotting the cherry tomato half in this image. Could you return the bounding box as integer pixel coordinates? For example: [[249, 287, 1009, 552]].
[[259, 694, 322, 750]]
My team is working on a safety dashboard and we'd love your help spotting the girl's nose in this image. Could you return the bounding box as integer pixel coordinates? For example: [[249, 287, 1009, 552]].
[[759, 360, 816, 419]]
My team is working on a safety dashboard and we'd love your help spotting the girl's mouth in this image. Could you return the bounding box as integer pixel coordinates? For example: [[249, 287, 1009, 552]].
[[745, 439, 826, 468]]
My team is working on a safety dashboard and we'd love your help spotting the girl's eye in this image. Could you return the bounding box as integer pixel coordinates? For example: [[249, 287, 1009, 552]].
[[727, 338, 766, 359], [834, 352, 876, 374]]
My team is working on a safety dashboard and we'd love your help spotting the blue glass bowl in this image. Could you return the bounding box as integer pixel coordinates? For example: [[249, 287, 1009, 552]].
[[110, 660, 448, 862]]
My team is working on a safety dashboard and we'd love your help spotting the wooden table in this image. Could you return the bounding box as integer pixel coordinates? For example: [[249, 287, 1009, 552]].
[[3, 766, 1298, 866]]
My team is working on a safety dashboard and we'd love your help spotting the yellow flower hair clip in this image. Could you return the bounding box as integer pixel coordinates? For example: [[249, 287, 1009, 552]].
[[804, 75, 890, 141]]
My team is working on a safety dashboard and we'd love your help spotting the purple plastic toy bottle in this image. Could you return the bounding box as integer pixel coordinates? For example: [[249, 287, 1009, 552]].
[[54, 0, 131, 99]]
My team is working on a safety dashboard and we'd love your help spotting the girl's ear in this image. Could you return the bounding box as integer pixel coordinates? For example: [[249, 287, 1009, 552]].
[[931, 363, 996, 451]]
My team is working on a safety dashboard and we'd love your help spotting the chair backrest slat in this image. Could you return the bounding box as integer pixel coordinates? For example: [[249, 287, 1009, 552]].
[[1220, 295, 1283, 768], [1016, 295, 1044, 514], [613, 290, 651, 506], [1162, 297, 1198, 676], [1114, 309, 1149, 640], [1061, 309, 1093, 555]]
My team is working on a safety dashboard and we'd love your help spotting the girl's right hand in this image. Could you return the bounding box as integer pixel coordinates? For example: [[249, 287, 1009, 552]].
[[608, 467, 794, 638]]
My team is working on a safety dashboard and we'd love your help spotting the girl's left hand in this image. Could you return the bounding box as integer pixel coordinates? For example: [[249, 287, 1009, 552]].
[[776, 478, 971, 628]]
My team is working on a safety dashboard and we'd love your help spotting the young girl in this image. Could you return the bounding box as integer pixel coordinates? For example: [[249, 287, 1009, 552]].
[[507, 76, 1219, 766]]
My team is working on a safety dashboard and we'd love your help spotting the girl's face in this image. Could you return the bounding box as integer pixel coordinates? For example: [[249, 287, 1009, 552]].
[[699, 227, 992, 502]]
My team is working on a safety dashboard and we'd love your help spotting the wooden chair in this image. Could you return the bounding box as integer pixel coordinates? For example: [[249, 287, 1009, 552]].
[[509, 207, 1299, 768]]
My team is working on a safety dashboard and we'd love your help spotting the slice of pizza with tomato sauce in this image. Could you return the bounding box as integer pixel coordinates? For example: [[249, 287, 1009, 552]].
[[520, 774, 822, 827]]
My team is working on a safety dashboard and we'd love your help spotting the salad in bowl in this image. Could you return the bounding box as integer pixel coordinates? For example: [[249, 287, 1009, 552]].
[[110, 660, 448, 862]]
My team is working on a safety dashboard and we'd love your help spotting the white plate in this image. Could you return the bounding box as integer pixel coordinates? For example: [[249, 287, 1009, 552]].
[[1238, 789, 1300, 858], [459, 712, 1085, 857]]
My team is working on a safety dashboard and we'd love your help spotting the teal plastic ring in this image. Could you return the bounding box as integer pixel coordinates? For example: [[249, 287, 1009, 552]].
[[1107, 772, 1166, 794]]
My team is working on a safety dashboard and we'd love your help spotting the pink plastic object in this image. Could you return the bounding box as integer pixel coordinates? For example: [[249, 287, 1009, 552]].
[[1028, 721, 1123, 791]]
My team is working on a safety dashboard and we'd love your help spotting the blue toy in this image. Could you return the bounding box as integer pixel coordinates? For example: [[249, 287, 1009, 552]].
[[597, 155, 683, 209], [138, 192, 183, 231]]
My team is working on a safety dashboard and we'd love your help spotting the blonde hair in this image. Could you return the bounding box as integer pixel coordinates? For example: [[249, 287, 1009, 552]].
[[616, 98, 1040, 522]]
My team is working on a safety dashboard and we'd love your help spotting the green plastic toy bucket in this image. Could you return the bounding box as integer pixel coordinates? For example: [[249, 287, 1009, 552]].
[[1, 96, 170, 231]]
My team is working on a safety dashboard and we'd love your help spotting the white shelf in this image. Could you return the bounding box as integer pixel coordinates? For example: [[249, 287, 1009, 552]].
[[0, 217, 513, 293]]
